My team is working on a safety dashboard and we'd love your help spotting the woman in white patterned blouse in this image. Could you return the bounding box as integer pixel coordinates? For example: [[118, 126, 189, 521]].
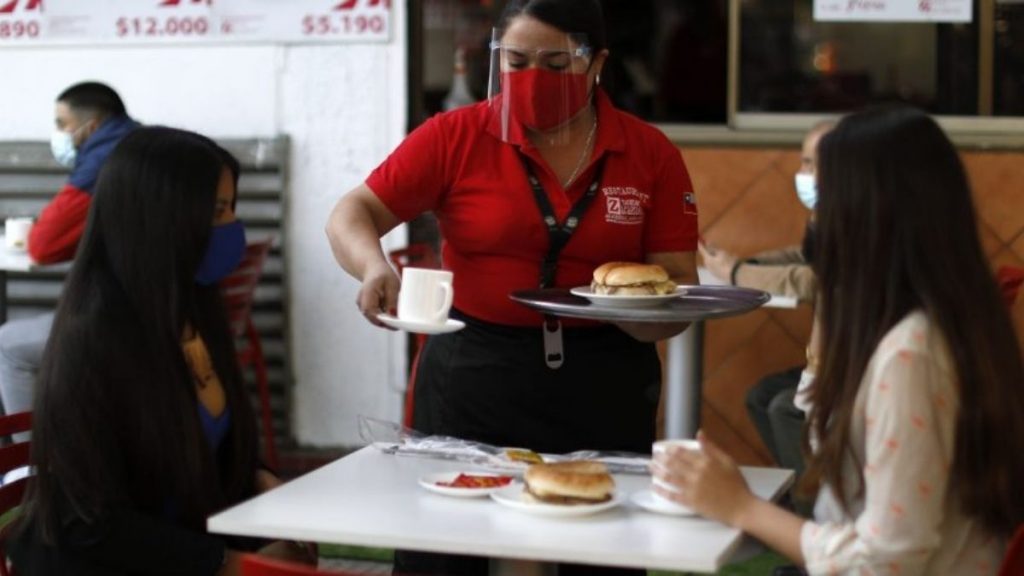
[[652, 106, 1024, 575]]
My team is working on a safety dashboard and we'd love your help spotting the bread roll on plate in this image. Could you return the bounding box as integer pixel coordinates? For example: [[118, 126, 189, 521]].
[[524, 461, 615, 504], [591, 262, 677, 296]]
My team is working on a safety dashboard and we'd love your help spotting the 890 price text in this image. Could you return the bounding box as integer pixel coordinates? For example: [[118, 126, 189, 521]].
[[0, 19, 41, 40]]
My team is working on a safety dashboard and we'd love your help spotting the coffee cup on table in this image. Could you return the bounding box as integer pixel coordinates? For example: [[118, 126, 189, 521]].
[[397, 267, 454, 326], [651, 438, 701, 513], [4, 217, 33, 253]]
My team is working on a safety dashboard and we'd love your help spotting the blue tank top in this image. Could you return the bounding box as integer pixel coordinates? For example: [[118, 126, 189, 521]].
[[198, 402, 231, 450]]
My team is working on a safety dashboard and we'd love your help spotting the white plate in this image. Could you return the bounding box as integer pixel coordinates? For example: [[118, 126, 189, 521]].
[[489, 484, 623, 517], [419, 471, 518, 498], [569, 286, 687, 308], [630, 489, 696, 516], [377, 313, 465, 335]]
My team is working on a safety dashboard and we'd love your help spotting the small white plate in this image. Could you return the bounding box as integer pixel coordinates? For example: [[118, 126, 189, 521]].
[[490, 484, 623, 517], [569, 286, 686, 308], [418, 471, 518, 498], [630, 489, 696, 516], [377, 313, 465, 335]]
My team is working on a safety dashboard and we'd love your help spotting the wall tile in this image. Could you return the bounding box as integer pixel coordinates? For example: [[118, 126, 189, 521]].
[[673, 146, 1024, 463]]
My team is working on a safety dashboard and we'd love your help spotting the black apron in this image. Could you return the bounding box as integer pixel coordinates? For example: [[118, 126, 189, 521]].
[[412, 308, 661, 455]]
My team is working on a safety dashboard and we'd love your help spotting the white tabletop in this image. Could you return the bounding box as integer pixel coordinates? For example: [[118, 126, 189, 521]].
[[697, 267, 798, 309], [208, 446, 793, 573]]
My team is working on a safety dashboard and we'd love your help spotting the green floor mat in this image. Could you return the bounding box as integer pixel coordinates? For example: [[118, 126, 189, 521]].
[[318, 543, 394, 563]]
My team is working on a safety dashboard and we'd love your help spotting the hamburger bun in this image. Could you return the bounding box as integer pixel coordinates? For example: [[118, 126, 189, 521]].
[[524, 461, 615, 504], [591, 262, 677, 296]]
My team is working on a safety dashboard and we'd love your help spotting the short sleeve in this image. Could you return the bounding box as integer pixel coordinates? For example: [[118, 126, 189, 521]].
[[644, 137, 698, 253], [365, 114, 453, 222]]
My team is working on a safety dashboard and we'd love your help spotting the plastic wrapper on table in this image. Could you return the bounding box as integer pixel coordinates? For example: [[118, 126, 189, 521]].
[[358, 415, 653, 475]]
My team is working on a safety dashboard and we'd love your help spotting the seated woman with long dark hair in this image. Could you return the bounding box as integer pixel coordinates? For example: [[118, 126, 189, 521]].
[[652, 106, 1024, 574], [10, 127, 292, 575]]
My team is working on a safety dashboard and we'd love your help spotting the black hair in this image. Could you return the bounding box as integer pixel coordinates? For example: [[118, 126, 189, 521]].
[[24, 126, 258, 542], [805, 105, 1024, 536], [56, 81, 127, 120], [498, 0, 607, 53]]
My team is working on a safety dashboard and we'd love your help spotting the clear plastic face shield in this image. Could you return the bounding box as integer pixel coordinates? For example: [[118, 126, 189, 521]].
[[487, 28, 594, 146]]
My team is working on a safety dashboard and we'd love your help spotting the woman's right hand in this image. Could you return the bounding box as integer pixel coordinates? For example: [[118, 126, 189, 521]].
[[698, 241, 737, 283], [357, 260, 400, 327]]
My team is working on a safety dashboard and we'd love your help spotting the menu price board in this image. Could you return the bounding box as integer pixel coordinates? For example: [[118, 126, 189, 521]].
[[815, 0, 973, 22], [0, 0, 391, 46]]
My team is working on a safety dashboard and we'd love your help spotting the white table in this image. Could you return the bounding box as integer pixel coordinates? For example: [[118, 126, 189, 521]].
[[209, 446, 794, 574], [662, 268, 799, 439]]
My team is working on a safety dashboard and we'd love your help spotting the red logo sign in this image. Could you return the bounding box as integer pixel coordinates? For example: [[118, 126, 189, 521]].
[[159, 0, 211, 6], [334, 0, 390, 9], [0, 0, 42, 14]]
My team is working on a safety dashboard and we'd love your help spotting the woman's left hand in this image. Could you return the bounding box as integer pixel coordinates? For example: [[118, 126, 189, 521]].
[[650, 431, 757, 527]]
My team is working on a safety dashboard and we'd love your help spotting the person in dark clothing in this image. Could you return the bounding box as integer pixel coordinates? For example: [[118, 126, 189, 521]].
[[9, 127, 306, 575]]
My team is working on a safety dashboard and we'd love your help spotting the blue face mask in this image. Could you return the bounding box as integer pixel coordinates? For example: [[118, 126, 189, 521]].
[[195, 220, 246, 286], [794, 173, 817, 210]]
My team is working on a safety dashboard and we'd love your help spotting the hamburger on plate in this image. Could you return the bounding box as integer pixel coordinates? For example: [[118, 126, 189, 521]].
[[523, 461, 615, 505], [590, 262, 677, 296]]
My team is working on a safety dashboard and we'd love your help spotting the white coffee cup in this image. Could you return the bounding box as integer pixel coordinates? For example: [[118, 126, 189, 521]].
[[4, 217, 33, 253], [651, 438, 701, 512], [397, 267, 454, 325]]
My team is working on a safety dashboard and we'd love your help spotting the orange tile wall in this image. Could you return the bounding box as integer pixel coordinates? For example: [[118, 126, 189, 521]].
[[667, 145, 1024, 466]]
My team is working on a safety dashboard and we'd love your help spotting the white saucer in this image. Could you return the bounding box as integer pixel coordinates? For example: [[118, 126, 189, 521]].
[[376, 313, 465, 335], [490, 484, 623, 517], [630, 489, 696, 516], [569, 286, 687, 308], [418, 471, 518, 498]]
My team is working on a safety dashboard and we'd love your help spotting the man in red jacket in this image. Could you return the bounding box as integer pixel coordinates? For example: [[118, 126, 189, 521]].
[[0, 82, 138, 422], [30, 82, 140, 263]]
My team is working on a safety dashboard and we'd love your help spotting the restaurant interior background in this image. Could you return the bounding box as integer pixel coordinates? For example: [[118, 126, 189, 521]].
[[411, 0, 1024, 465], [0, 0, 1021, 463]]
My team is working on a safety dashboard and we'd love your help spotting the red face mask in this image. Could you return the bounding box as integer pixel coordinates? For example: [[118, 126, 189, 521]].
[[502, 68, 589, 131]]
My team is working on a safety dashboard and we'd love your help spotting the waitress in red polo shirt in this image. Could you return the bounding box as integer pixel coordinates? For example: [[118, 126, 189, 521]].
[[327, 1, 697, 572]]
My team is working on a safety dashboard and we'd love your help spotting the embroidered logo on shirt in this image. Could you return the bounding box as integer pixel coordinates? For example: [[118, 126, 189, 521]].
[[602, 186, 648, 225]]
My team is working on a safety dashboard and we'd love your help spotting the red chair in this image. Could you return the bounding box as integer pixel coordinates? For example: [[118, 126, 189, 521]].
[[0, 411, 32, 576], [221, 239, 278, 470], [387, 244, 441, 429], [1000, 524, 1024, 576], [997, 266, 1024, 308], [240, 554, 359, 575]]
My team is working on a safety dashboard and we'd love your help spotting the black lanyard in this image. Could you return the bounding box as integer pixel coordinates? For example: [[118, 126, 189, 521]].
[[517, 151, 606, 288], [517, 150, 606, 369]]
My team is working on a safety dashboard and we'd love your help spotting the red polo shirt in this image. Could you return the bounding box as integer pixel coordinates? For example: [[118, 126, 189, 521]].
[[366, 90, 698, 327]]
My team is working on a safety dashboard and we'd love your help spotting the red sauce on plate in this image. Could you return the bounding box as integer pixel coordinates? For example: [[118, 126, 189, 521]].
[[437, 474, 514, 489]]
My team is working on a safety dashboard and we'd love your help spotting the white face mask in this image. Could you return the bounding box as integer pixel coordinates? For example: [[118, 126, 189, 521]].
[[794, 173, 817, 210], [50, 129, 77, 168]]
